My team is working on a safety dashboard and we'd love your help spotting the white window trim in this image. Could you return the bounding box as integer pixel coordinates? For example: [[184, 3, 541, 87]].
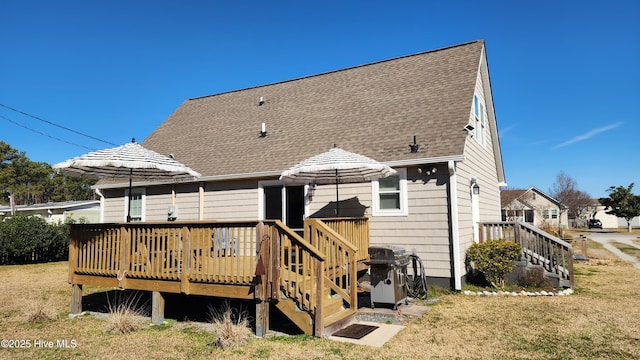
[[124, 187, 146, 222], [372, 168, 408, 217], [473, 94, 487, 147]]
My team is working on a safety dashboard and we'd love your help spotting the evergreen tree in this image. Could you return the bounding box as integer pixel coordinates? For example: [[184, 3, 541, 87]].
[[599, 184, 640, 232]]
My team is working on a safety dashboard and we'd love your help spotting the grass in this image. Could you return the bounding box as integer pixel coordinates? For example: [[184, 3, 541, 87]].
[[1, 251, 640, 359], [25, 300, 56, 324], [208, 301, 252, 349], [104, 291, 148, 334], [611, 241, 640, 258]]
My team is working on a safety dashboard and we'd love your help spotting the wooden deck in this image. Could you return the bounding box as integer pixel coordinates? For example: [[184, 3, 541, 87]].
[[68, 218, 369, 337]]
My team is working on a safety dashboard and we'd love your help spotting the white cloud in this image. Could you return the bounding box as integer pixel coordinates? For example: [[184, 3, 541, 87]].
[[554, 122, 623, 149], [498, 125, 516, 138]]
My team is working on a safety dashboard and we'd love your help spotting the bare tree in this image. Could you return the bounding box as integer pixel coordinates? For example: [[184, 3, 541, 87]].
[[549, 172, 592, 227]]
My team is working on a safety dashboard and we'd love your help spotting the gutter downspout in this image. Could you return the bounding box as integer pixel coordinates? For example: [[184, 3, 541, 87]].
[[448, 160, 462, 291], [94, 188, 105, 223]]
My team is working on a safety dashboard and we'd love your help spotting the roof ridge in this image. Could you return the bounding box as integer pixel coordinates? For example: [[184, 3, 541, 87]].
[[188, 39, 484, 101]]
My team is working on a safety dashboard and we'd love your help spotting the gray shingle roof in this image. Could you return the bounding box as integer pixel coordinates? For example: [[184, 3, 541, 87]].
[[142, 40, 485, 178]]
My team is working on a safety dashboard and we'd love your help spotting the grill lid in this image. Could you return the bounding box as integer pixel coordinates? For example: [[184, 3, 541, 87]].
[[368, 245, 408, 264]]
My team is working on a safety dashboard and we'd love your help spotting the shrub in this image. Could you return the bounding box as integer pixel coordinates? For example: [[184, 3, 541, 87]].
[[516, 267, 554, 291], [0, 215, 69, 264], [466, 239, 521, 289], [208, 302, 252, 349], [26, 300, 56, 323]]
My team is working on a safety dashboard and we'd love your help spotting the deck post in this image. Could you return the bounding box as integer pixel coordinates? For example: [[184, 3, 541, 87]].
[[180, 226, 191, 294], [270, 226, 280, 300], [70, 284, 83, 314], [68, 225, 79, 284], [254, 222, 269, 337], [151, 291, 165, 325], [255, 299, 269, 337], [118, 225, 130, 288], [313, 261, 324, 337]]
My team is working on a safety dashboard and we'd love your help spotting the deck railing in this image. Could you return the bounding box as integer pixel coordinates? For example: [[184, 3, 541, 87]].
[[70, 221, 263, 290], [262, 221, 327, 334], [304, 219, 358, 311], [478, 221, 574, 288], [69, 218, 367, 336], [317, 217, 369, 262]]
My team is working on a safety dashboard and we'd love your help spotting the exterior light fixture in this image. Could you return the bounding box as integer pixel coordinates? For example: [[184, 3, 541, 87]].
[[307, 183, 317, 199], [417, 165, 437, 175], [471, 179, 480, 195]]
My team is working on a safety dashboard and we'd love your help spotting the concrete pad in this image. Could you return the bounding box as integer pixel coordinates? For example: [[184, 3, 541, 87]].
[[328, 320, 405, 347]]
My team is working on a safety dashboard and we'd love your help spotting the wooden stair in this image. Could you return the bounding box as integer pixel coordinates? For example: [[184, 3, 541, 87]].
[[276, 268, 355, 336], [274, 292, 355, 336]]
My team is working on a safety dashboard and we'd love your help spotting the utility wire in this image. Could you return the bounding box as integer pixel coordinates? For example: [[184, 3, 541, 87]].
[[0, 114, 96, 151], [0, 103, 118, 146]]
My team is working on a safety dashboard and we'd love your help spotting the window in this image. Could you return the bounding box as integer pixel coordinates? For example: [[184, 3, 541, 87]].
[[129, 193, 143, 222], [124, 189, 145, 222], [372, 168, 407, 216], [473, 95, 486, 146], [542, 209, 558, 220]]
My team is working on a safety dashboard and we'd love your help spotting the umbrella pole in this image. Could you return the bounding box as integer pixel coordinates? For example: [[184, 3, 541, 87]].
[[127, 169, 132, 222], [335, 169, 339, 217]]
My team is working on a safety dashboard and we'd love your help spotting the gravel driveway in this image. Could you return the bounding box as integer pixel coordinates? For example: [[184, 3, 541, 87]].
[[582, 230, 640, 268]]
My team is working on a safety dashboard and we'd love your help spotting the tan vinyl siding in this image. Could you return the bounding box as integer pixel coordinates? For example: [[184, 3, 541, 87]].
[[102, 189, 125, 222], [204, 180, 258, 220], [453, 61, 503, 280], [307, 166, 453, 279], [145, 185, 173, 221], [173, 183, 201, 220], [309, 182, 372, 218]]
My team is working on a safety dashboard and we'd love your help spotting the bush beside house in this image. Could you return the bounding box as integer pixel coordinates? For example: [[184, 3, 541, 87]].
[[0, 215, 69, 264], [465, 239, 521, 289]]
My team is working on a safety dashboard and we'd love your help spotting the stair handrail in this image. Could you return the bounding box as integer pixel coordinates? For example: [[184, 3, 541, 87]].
[[266, 220, 327, 334], [478, 221, 574, 288], [304, 219, 358, 310], [315, 217, 369, 262]]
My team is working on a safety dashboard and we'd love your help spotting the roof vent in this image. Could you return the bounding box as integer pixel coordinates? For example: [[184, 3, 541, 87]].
[[409, 135, 420, 153], [258, 97, 265, 106], [260, 122, 267, 137]]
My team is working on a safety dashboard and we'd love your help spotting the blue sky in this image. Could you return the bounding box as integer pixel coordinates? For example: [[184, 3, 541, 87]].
[[1, 1, 638, 198]]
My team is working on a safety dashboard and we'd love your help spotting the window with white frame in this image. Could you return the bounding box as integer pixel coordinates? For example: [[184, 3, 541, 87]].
[[124, 190, 145, 222], [129, 193, 143, 222], [372, 168, 407, 216], [473, 95, 486, 146]]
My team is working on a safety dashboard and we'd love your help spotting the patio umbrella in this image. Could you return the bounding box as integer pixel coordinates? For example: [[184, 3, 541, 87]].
[[279, 146, 396, 216], [53, 139, 201, 222]]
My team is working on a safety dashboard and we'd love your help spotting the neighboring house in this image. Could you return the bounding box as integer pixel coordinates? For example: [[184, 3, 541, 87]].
[[0, 200, 100, 224], [580, 199, 639, 229], [94, 40, 505, 290], [501, 187, 568, 228]]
